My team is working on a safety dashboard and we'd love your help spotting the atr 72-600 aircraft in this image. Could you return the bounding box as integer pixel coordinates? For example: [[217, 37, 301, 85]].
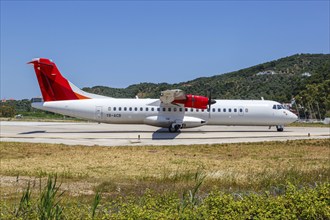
[[29, 58, 297, 132]]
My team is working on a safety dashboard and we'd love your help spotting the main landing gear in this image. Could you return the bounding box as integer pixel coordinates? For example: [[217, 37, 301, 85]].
[[169, 123, 182, 133]]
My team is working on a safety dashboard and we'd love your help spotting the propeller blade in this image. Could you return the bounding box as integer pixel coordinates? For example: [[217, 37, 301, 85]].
[[207, 89, 217, 118], [208, 89, 212, 118]]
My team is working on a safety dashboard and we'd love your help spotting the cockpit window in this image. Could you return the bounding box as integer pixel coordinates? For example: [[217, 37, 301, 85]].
[[273, 104, 285, 110]]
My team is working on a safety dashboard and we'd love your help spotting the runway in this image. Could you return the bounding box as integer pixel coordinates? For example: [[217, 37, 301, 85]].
[[1, 121, 329, 146]]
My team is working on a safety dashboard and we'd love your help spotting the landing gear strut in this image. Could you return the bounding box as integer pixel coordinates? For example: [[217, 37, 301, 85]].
[[169, 124, 181, 133]]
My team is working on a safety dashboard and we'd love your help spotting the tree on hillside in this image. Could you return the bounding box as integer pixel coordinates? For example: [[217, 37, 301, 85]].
[[0, 105, 16, 117], [295, 62, 330, 119]]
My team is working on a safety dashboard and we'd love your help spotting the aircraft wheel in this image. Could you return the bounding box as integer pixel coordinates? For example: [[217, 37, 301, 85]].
[[174, 124, 181, 132], [169, 124, 181, 133], [169, 126, 176, 133], [276, 125, 284, 132]]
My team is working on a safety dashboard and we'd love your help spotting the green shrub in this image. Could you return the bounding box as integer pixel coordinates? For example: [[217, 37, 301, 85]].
[[1, 181, 329, 219]]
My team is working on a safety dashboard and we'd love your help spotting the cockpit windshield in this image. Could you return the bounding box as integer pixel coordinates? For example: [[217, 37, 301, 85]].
[[272, 104, 285, 110]]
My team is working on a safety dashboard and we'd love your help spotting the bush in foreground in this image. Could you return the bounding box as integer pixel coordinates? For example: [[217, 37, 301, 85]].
[[1, 176, 329, 219], [107, 183, 329, 219]]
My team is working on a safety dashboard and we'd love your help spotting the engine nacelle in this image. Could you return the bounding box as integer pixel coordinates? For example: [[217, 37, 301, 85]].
[[173, 95, 209, 109], [181, 116, 207, 128], [144, 116, 206, 128]]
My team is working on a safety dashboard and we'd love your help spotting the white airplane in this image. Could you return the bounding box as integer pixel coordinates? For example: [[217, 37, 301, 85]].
[[28, 58, 297, 132]]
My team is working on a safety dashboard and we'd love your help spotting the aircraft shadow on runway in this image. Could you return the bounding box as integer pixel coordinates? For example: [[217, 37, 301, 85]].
[[19, 130, 150, 134], [152, 128, 180, 140], [18, 129, 179, 140], [19, 130, 46, 135]]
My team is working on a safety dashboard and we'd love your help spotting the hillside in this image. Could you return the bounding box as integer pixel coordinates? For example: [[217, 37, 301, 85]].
[[83, 53, 330, 118], [83, 54, 329, 100]]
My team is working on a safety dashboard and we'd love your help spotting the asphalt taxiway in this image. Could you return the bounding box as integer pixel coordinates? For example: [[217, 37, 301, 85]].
[[1, 121, 329, 146]]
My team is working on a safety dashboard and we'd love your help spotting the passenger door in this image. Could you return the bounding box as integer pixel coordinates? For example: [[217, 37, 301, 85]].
[[95, 106, 103, 120]]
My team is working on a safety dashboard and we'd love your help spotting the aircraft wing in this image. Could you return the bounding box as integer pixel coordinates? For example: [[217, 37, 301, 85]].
[[159, 89, 215, 109], [160, 89, 186, 104]]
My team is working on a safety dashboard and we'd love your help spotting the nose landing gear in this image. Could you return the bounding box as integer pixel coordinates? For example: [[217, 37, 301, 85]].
[[276, 125, 284, 132]]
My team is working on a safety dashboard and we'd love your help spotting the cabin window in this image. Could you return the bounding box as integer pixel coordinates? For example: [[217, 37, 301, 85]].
[[157, 108, 160, 111], [124, 107, 127, 111], [179, 108, 183, 112], [234, 108, 237, 113], [174, 108, 177, 112], [113, 107, 116, 111], [190, 108, 193, 112], [108, 107, 111, 111], [223, 108, 226, 112], [212, 108, 215, 112], [273, 105, 277, 109], [119, 107, 122, 111], [163, 107, 166, 112], [185, 108, 188, 112], [129, 107, 132, 111], [240, 108, 243, 113], [218, 108, 221, 112], [168, 108, 171, 112], [207, 109, 210, 112], [202, 109, 204, 112], [134, 107, 138, 111], [245, 108, 248, 113], [151, 107, 154, 111], [146, 107, 149, 111], [196, 109, 199, 112], [229, 108, 232, 112]]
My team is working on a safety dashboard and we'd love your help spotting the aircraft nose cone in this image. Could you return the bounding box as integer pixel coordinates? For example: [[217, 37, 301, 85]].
[[289, 112, 298, 122]]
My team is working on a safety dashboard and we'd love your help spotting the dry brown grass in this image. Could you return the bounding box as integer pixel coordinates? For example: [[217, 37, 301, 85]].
[[1, 140, 329, 178], [1, 139, 329, 197]]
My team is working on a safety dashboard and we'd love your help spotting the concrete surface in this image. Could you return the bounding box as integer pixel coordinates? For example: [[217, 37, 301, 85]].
[[1, 121, 329, 146]]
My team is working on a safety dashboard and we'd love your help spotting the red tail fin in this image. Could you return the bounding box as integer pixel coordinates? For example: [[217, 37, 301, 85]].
[[28, 58, 90, 101]]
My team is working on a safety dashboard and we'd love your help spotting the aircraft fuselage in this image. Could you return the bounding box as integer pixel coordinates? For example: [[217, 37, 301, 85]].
[[32, 98, 297, 129]]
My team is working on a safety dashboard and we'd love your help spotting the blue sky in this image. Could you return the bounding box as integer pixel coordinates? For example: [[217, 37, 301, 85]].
[[1, 1, 329, 100]]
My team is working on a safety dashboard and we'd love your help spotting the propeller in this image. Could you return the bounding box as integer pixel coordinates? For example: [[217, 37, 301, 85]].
[[207, 89, 216, 118]]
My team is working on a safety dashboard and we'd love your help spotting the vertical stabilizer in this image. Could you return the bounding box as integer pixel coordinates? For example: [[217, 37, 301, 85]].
[[28, 58, 106, 101]]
